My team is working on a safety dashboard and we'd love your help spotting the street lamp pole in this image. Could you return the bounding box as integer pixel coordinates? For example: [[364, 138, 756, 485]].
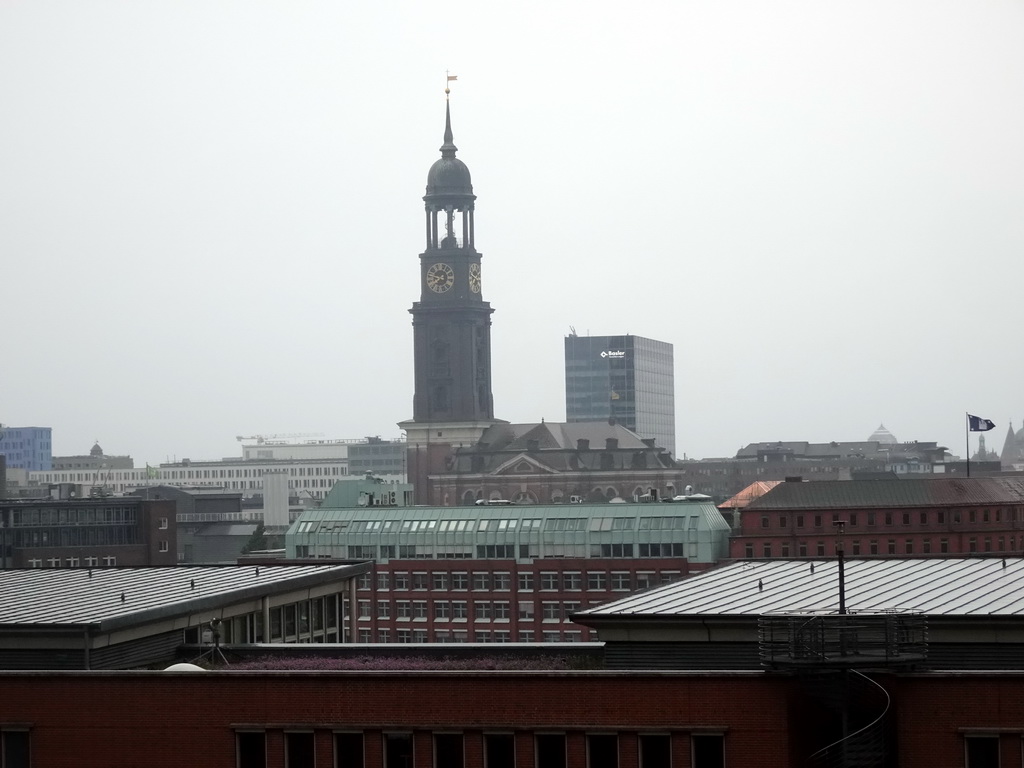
[[833, 520, 847, 615]]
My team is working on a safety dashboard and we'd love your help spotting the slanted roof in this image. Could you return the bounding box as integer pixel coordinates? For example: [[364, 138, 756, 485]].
[[718, 481, 782, 510], [746, 477, 1024, 511], [0, 564, 367, 631], [577, 557, 1024, 620]]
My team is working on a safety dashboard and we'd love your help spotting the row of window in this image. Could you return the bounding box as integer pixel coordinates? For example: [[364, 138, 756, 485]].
[[301, 542, 693, 561], [237, 729, 723, 768], [745, 534, 1021, 558], [33, 464, 348, 483], [360, 628, 594, 643], [4, 525, 142, 549], [9, 506, 138, 526], [26, 556, 117, 567], [314, 516, 700, 535], [358, 598, 596, 623], [758, 508, 1023, 530], [362, 570, 680, 593]]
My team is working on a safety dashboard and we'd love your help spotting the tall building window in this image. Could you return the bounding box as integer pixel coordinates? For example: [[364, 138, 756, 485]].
[[435, 734, 464, 768], [484, 734, 515, 768], [639, 735, 670, 768], [286, 732, 315, 768], [536, 734, 566, 768], [335, 732, 364, 768], [587, 735, 618, 768], [691, 735, 725, 768], [236, 731, 266, 768], [386, 734, 413, 768], [964, 735, 999, 768]]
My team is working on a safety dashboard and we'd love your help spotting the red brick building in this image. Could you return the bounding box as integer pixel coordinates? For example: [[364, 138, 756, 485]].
[[3, 558, 1024, 767], [729, 476, 1024, 560], [1, 649, 1023, 767], [348, 556, 692, 644]]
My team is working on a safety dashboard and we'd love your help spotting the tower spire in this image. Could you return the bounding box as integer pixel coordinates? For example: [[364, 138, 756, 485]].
[[441, 74, 457, 158]]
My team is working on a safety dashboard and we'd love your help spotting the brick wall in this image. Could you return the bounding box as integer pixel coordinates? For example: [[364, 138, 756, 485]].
[[3, 669, 1022, 767]]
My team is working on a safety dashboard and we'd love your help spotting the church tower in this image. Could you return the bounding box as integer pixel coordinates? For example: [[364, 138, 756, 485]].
[[400, 92, 503, 503]]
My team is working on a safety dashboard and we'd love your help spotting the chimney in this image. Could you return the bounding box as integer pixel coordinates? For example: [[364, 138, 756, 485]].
[[606, 438, 619, 450], [577, 439, 590, 451], [641, 438, 656, 448]]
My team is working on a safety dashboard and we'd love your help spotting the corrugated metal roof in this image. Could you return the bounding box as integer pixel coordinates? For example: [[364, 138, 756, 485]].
[[746, 477, 1024, 510], [579, 557, 1024, 617], [0, 564, 358, 628]]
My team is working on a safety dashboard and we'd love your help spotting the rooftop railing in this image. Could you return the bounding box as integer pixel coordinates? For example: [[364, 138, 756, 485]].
[[758, 610, 927, 669]]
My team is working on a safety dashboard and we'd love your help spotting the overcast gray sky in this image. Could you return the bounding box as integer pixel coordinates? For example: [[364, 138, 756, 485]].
[[2, 1, 1022, 466]]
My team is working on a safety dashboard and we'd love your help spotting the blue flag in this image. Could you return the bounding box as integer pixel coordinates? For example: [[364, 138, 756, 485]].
[[968, 414, 995, 432]]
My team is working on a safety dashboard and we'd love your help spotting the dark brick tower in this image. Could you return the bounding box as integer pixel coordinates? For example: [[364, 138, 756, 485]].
[[409, 97, 494, 423], [400, 93, 503, 503]]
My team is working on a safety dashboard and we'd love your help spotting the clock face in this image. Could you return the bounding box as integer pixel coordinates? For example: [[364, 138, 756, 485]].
[[426, 262, 455, 293], [469, 263, 481, 293]]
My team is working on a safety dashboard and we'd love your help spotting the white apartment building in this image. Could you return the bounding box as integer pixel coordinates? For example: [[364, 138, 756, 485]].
[[29, 437, 407, 499]]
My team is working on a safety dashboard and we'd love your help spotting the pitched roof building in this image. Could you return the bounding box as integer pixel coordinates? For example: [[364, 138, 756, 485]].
[[729, 476, 1024, 560], [0, 563, 369, 669]]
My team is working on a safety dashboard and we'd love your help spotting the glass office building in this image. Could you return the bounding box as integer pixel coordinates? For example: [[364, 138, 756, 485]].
[[0, 426, 52, 471], [564, 335, 675, 455]]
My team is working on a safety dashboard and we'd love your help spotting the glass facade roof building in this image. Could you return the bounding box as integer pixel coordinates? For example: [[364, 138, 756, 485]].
[[564, 335, 675, 456], [286, 499, 729, 564]]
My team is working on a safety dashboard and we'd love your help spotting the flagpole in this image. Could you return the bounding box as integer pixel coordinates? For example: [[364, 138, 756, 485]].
[[965, 412, 970, 478]]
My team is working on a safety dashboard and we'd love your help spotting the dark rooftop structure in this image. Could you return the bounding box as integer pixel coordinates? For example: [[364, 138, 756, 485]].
[[0, 563, 370, 669], [576, 556, 1024, 671], [745, 476, 1024, 510]]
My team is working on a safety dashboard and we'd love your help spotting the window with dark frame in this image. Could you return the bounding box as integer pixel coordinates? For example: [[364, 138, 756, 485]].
[[484, 734, 515, 768], [964, 735, 999, 768], [587, 734, 618, 768], [639, 735, 670, 768], [335, 731, 364, 767], [386, 733, 414, 768], [286, 732, 315, 768], [536, 734, 566, 768], [435, 733, 464, 768], [691, 734, 725, 768], [237, 731, 266, 768]]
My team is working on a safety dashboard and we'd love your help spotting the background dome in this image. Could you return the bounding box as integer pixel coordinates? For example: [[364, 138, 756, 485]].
[[868, 424, 898, 444]]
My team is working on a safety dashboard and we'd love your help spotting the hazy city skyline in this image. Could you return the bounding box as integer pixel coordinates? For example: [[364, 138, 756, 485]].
[[2, 1, 1022, 467]]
